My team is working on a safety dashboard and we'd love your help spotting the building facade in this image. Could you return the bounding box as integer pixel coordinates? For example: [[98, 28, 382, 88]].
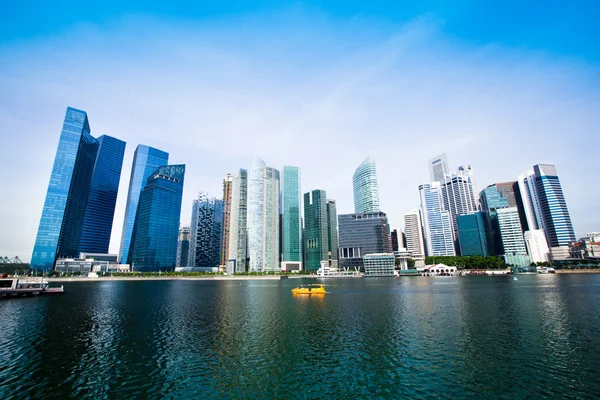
[[282, 166, 302, 270], [456, 212, 488, 257], [533, 164, 576, 247], [404, 210, 426, 262], [119, 145, 169, 264], [79, 135, 126, 254], [31, 107, 126, 270], [227, 169, 248, 273], [176, 226, 191, 267], [220, 174, 233, 267], [429, 153, 449, 183], [496, 207, 528, 265], [419, 182, 455, 256], [352, 156, 380, 213], [517, 170, 544, 232], [130, 164, 185, 271], [247, 158, 280, 272], [363, 253, 395, 277], [326, 199, 339, 264], [304, 190, 329, 271], [338, 212, 392, 270], [524, 230, 550, 263], [189, 192, 224, 268]]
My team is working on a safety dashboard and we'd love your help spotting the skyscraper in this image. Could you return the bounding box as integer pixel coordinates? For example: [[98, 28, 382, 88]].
[[247, 158, 280, 272], [130, 164, 185, 271], [119, 145, 169, 264], [338, 211, 392, 271], [304, 190, 329, 271], [353, 156, 380, 213], [404, 210, 426, 261], [533, 164, 576, 247], [524, 230, 550, 263], [176, 226, 191, 267], [79, 135, 126, 254], [496, 207, 528, 265], [440, 165, 479, 253], [326, 199, 339, 263], [429, 153, 449, 183], [282, 166, 302, 270], [419, 182, 455, 256], [391, 230, 399, 252], [457, 212, 488, 257], [227, 169, 248, 273], [31, 107, 125, 270], [517, 170, 544, 232], [220, 174, 233, 267], [189, 192, 224, 268]]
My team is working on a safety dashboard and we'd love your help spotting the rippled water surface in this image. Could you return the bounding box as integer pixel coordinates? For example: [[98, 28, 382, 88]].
[[1, 275, 600, 398]]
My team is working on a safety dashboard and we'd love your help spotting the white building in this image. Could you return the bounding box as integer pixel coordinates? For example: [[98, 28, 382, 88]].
[[247, 158, 280, 272], [524, 230, 550, 263], [496, 207, 528, 255], [429, 153, 449, 183], [517, 170, 545, 232], [441, 165, 479, 246], [363, 253, 395, 277], [353, 156, 380, 213], [404, 210, 426, 265], [227, 168, 248, 273], [419, 182, 455, 257]]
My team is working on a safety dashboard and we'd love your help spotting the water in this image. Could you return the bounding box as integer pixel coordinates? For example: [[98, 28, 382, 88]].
[[1, 275, 600, 398]]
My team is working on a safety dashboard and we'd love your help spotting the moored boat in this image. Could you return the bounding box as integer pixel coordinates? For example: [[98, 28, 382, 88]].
[[0, 278, 64, 298]]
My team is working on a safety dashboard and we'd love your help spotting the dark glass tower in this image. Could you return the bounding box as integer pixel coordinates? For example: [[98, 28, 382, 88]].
[[130, 165, 185, 271], [304, 190, 329, 271], [534, 164, 576, 247], [119, 145, 169, 264], [189, 192, 224, 268], [78, 135, 126, 254], [31, 107, 98, 270], [457, 212, 488, 256]]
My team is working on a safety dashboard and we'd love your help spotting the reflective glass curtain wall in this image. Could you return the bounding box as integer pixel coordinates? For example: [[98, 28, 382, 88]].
[[282, 166, 302, 263]]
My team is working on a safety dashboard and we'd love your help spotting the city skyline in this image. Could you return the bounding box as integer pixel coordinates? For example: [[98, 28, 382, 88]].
[[2, 4, 599, 261]]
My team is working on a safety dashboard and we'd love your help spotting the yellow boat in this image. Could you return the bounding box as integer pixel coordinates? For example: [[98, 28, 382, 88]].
[[291, 284, 327, 295]]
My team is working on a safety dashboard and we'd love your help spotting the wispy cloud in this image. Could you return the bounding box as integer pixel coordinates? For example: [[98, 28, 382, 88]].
[[1, 11, 598, 260]]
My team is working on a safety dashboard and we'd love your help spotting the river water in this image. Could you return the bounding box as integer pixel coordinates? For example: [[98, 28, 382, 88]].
[[1, 274, 599, 398]]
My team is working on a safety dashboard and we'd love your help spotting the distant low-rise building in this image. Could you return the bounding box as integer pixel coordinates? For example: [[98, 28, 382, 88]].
[[363, 253, 395, 277]]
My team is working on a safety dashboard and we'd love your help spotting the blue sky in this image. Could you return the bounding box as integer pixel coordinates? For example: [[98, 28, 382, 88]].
[[1, 1, 599, 260]]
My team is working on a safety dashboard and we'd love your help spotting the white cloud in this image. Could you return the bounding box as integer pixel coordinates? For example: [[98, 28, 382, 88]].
[[1, 12, 598, 261]]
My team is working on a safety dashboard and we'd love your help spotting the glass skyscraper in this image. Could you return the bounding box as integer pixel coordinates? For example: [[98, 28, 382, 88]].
[[189, 192, 224, 268], [326, 199, 339, 263], [304, 190, 329, 271], [353, 156, 380, 213], [227, 169, 248, 273], [119, 145, 169, 264], [130, 164, 185, 271], [457, 212, 488, 257], [282, 166, 302, 267], [79, 135, 126, 254], [338, 211, 392, 271], [419, 182, 455, 256], [31, 107, 125, 270], [533, 164, 576, 247], [247, 158, 280, 272]]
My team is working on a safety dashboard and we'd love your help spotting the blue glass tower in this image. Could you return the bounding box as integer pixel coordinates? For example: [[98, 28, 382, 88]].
[[79, 135, 126, 254], [130, 164, 185, 271], [457, 212, 488, 256], [31, 107, 98, 270], [534, 164, 576, 247], [119, 145, 169, 264]]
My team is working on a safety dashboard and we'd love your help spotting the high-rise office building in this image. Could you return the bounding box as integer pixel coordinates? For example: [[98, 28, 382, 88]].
[[130, 164, 185, 271], [391, 230, 399, 252], [419, 182, 455, 256], [353, 156, 380, 213], [338, 211, 392, 270], [227, 169, 248, 273], [79, 135, 126, 254], [189, 192, 224, 268], [31, 107, 126, 270], [326, 199, 339, 263], [533, 164, 576, 247], [282, 166, 302, 270], [524, 230, 550, 263], [304, 190, 329, 271], [404, 210, 426, 260], [176, 226, 191, 267], [457, 212, 488, 257], [496, 207, 528, 265], [119, 145, 169, 264], [247, 158, 280, 272], [429, 153, 449, 183], [517, 170, 544, 232], [220, 174, 233, 267]]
